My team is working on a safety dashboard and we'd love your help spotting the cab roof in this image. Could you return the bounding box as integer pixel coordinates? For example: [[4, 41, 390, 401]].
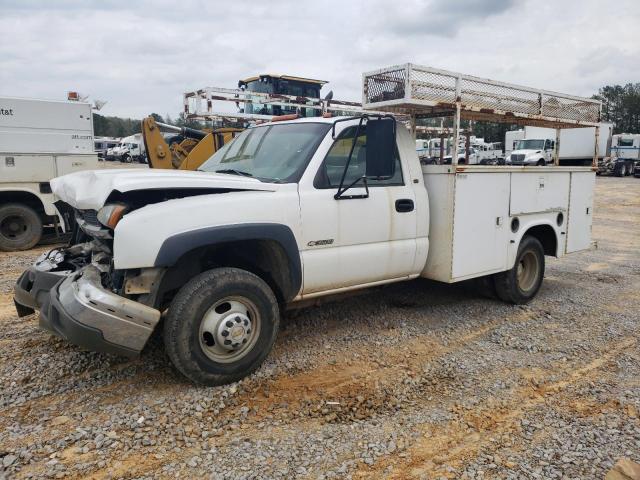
[[240, 74, 328, 86]]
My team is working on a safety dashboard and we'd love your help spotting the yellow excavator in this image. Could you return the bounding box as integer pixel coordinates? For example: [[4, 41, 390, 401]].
[[141, 116, 242, 170]]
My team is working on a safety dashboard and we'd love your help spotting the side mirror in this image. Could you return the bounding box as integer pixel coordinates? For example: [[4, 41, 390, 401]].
[[365, 118, 395, 179]]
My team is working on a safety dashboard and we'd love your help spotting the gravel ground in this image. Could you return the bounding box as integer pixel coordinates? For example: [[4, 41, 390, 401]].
[[0, 176, 638, 479]]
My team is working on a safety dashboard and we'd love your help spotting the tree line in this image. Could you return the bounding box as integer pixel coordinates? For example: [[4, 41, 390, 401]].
[[93, 112, 204, 137]]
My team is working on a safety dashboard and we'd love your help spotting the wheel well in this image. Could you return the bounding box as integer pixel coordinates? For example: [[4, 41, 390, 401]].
[[524, 224, 557, 256], [155, 239, 295, 309], [0, 191, 47, 217]]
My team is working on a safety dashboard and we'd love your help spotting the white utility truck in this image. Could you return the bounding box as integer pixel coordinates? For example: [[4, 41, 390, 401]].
[[0, 96, 99, 251], [507, 124, 612, 166], [15, 64, 599, 386], [105, 133, 145, 163], [598, 133, 640, 177]]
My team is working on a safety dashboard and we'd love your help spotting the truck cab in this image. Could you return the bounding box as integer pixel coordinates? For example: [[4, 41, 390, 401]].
[[509, 138, 554, 166]]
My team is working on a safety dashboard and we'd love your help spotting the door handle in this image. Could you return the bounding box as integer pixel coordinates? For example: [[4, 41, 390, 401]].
[[395, 199, 414, 213]]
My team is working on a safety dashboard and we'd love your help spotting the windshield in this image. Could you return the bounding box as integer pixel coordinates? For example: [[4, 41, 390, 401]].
[[199, 122, 331, 182], [516, 139, 545, 150]]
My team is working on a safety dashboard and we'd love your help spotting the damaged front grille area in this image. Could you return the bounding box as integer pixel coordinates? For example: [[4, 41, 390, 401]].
[[75, 209, 112, 239]]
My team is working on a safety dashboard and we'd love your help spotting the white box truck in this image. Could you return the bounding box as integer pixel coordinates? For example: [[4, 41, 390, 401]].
[[15, 64, 599, 386], [105, 133, 146, 163], [508, 124, 612, 166], [0, 96, 100, 250]]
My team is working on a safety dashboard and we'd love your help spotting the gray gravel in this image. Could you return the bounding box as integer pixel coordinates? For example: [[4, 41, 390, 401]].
[[0, 176, 639, 479]]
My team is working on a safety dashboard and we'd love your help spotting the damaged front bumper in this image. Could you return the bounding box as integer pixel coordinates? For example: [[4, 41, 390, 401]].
[[14, 249, 161, 357]]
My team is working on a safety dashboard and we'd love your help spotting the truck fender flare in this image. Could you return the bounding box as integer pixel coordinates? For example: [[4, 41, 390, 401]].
[[508, 219, 560, 268], [153, 223, 302, 299]]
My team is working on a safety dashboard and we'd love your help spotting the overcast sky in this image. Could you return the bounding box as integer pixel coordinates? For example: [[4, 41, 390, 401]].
[[1, 0, 639, 119]]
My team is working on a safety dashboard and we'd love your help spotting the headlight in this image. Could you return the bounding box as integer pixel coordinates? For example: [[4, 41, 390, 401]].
[[97, 203, 129, 229]]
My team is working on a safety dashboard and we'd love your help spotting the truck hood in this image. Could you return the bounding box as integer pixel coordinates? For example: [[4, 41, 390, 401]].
[[50, 168, 277, 210]]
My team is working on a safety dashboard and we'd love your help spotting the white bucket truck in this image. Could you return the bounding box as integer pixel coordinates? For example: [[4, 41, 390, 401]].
[[15, 64, 599, 386], [0, 97, 99, 250]]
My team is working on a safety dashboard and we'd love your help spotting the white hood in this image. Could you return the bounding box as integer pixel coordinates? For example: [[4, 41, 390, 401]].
[[50, 168, 277, 210]]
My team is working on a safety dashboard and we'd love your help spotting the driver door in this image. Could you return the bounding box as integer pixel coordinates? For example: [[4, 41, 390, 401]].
[[298, 125, 418, 295]]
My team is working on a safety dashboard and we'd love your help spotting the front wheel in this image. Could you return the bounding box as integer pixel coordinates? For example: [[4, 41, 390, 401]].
[[164, 267, 279, 386], [494, 236, 545, 304]]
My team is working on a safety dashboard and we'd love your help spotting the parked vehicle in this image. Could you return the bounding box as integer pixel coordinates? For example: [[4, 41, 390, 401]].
[[473, 141, 504, 164], [14, 63, 598, 385], [94, 137, 120, 160], [505, 130, 525, 159], [598, 133, 640, 177], [15, 115, 596, 385], [508, 124, 612, 166], [106, 134, 146, 163], [0, 96, 99, 251]]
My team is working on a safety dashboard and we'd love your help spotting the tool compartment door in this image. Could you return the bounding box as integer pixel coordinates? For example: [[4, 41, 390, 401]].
[[451, 172, 510, 279], [566, 171, 595, 253]]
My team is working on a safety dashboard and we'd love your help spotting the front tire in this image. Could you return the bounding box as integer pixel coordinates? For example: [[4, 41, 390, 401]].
[[0, 203, 43, 251], [164, 267, 279, 386], [494, 236, 545, 304]]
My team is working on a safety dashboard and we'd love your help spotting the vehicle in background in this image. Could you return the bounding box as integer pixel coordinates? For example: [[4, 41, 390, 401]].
[[106, 134, 146, 163], [0, 96, 99, 251], [416, 139, 429, 160], [443, 146, 480, 164], [240, 74, 326, 118], [598, 133, 640, 177], [94, 137, 120, 160], [505, 130, 525, 159], [508, 124, 612, 166], [472, 141, 504, 164], [142, 116, 242, 170]]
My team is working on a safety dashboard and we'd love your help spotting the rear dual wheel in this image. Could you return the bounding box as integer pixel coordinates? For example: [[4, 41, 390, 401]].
[[476, 235, 545, 304]]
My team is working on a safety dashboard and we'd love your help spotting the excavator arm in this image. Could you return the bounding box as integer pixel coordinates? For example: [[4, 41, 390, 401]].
[[141, 116, 241, 170]]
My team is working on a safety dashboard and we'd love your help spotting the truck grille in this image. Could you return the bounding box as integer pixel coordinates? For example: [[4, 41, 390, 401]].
[[511, 153, 525, 165], [77, 209, 101, 227]]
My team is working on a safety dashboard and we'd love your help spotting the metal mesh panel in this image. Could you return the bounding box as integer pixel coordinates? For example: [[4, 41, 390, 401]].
[[409, 69, 457, 103], [363, 64, 601, 126], [364, 67, 406, 104], [541, 95, 600, 123], [459, 77, 539, 116]]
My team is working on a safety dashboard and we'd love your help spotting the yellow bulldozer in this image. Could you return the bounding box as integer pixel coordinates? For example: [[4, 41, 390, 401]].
[[141, 116, 242, 170]]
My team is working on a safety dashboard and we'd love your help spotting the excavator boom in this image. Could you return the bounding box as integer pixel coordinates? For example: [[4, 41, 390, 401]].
[[141, 116, 241, 170]]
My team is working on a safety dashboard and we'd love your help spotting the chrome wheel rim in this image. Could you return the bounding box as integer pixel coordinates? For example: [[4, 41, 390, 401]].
[[198, 296, 260, 363], [516, 250, 539, 293]]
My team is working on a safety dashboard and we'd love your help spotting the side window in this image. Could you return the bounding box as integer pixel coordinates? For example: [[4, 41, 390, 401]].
[[315, 125, 403, 189]]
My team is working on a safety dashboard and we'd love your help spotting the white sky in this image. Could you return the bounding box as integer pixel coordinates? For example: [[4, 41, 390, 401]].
[[1, 0, 638, 119]]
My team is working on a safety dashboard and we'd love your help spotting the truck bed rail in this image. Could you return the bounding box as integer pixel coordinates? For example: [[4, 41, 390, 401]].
[[362, 64, 601, 128]]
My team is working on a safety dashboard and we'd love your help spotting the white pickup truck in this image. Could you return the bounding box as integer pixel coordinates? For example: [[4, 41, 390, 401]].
[[14, 114, 595, 385]]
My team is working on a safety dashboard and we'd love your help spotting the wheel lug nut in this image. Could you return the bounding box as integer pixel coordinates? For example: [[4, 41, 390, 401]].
[[235, 316, 241, 323], [243, 319, 248, 326], [224, 339, 231, 345], [242, 339, 247, 344], [221, 331, 229, 337], [225, 321, 233, 328]]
